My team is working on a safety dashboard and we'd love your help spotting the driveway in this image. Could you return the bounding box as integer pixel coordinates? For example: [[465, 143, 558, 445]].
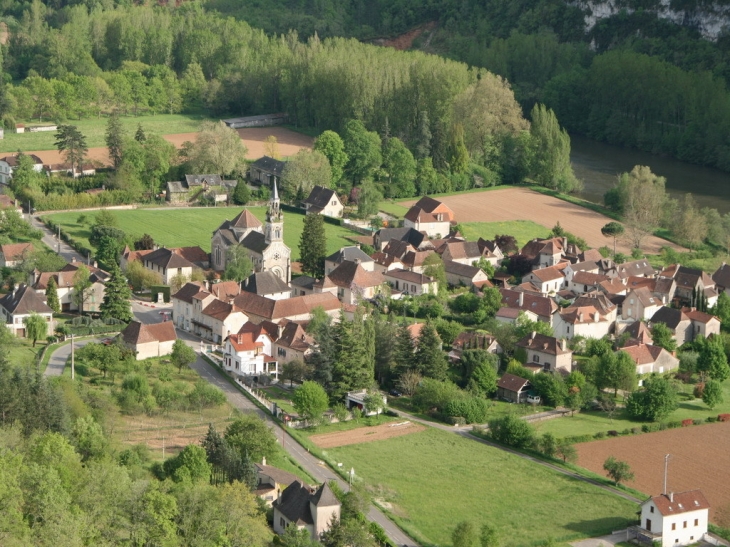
[[44, 336, 105, 376]]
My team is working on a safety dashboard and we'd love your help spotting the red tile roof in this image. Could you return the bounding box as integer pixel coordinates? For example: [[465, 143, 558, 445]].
[[648, 490, 710, 516]]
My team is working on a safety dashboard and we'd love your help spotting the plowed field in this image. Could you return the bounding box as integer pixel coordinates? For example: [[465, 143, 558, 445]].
[[576, 422, 730, 525], [401, 188, 681, 254], [309, 421, 425, 448]]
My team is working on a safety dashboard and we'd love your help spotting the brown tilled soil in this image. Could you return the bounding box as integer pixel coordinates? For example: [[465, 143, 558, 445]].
[[120, 415, 234, 458], [27, 126, 313, 168], [378, 22, 437, 50], [309, 421, 425, 449], [401, 188, 682, 254], [576, 422, 730, 525]]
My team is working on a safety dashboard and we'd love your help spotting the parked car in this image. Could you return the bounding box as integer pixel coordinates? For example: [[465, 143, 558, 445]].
[[527, 394, 541, 404], [389, 389, 402, 397]]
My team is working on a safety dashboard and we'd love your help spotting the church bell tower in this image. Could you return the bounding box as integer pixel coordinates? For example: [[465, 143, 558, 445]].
[[265, 177, 283, 244]]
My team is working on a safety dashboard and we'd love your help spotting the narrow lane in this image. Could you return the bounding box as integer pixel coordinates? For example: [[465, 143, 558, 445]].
[[29, 214, 86, 263], [44, 337, 105, 376]]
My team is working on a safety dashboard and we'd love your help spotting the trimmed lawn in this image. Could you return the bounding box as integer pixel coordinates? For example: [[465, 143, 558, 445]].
[[378, 200, 409, 218], [537, 380, 730, 441], [460, 220, 550, 249], [326, 427, 637, 547], [0, 113, 210, 152], [6, 338, 46, 369], [44, 206, 359, 260]]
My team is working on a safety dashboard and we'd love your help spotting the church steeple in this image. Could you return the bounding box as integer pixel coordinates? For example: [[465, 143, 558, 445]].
[[265, 178, 283, 243]]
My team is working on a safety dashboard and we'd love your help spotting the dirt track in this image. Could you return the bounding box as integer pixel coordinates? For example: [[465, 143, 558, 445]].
[[576, 422, 730, 525], [402, 188, 681, 254], [26, 126, 313, 167], [310, 421, 425, 448]]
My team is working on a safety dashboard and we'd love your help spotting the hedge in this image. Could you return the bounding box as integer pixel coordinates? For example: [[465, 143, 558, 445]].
[[150, 286, 171, 303]]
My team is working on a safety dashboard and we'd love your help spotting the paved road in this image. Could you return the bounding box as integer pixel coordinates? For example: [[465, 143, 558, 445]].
[[30, 214, 87, 263], [44, 336, 105, 376]]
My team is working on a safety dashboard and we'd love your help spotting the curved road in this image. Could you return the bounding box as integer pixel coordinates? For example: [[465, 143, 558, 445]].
[[44, 337, 105, 376]]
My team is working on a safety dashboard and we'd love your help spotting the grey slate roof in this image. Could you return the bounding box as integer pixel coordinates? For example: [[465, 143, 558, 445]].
[[376, 227, 426, 248], [0, 284, 53, 315], [291, 275, 317, 290], [326, 246, 373, 265], [143, 247, 196, 269], [304, 185, 339, 209], [240, 231, 269, 254], [443, 259, 483, 278], [250, 156, 286, 176], [242, 271, 291, 296], [650, 306, 687, 330], [185, 174, 222, 187]]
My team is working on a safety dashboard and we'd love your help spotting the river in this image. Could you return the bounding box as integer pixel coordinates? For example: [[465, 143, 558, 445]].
[[570, 134, 730, 214]]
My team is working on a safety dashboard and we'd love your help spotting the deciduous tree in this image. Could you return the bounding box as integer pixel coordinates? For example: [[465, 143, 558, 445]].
[[72, 265, 92, 314], [187, 121, 248, 176], [603, 456, 634, 486], [171, 339, 196, 373], [702, 379, 723, 409], [314, 130, 348, 185], [293, 381, 329, 423], [23, 312, 47, 347], [281, 149, 332, 202]]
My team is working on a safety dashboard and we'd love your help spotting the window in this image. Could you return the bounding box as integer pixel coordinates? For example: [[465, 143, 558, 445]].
[[672, 523, 676, 531], [411, 285, 417, 293], [683, 521, 687, 528], [694, 519, 699, 526], [277, 347, 286, 357], [650, 506, 654, 513], [280, 518, 286, 529], [533, 355, 539, 363]]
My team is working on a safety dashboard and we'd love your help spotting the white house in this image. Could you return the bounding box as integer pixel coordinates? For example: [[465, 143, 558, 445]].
[[637, 490, 709, 547], [622, 286, 662, 321], [30, 261, 110, 314], [383, 269, 437, 296], [522, 267, 565, 296], [143, 247, 197, 285], [403, 196, 454, 238], [119, 321, 177, 360], [171, 282, 248, 344], [273, 481, 340, 540], [303, 186, 344, 217], [0, 284, 54, 337], [0, 153, 44, 185], [223, 327, 278, 379]]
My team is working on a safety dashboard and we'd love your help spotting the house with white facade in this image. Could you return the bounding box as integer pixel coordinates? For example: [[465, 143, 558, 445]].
[[622, 286, 663, 321], [223, 327, 278, 379], [383, 269, 437, 296], [522, 267, 565, 296], [303, 185, 344, 217], [636, 490, 709, 547], [325, 246, 374, 275], [29, 261, 110, 314], [119, 320, 177, 360], [516, 332, 573, 373], [0, 284, 54, 337], [0, 153, 44, 185], [403, 196, 454, 238], [621, 343, 679, 375], [143, 247, 198, 285], [171, 282, 248, 343], [242, 271, 292, 300]]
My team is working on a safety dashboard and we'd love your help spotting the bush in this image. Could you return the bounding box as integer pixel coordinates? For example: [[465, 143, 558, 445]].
[[448, 416, 466, 426], [188, 381, 226, 409], [718, 414, 730, 422], [607, 430, 618, 437], [666, 421, 682, 429], [488, 414, 535, 449], [594, 432, 606, 439], [621, 429, 631, 436], [693, 419, 703, 425], [444, 396, 490, 424], [631, 427, 641, 435], [707, 416, 718, 423], [682, 419, 693, 427]]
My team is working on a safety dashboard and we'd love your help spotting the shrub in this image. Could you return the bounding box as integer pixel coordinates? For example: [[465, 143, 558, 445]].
[[621, 429, 631, 436], [444, 396, 490, 424], [682, 419, 693, 427], [448, 416, 466, 426], [188, 381, 226, 409], [488, 414, 535, 449], [667, 421, 682, 429], [718, 414, 730, 422], [694, 382, 706, 398], [707, 416, 718, 423], [631, 427, 641, 435], [607, 430, 618, 437], [594, 432, 606, 439], [693, 419, 703, 425]]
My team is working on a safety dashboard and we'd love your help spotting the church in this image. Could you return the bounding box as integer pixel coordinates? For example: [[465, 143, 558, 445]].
[[211, 181, 291, 282]]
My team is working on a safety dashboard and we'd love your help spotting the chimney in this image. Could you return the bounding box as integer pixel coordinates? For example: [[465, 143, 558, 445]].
[[562, 237, 568, 249], [238, 334, 243, 344], [530, 331, 536, 340], [561, 339, 567, 351], [262, 456, 266, 466], [669, 492, 674, 503], [518, 292, 524, 306], [277, 323, 284, 340], [71, 256, 76, 263], [593, 311, 599, 322]]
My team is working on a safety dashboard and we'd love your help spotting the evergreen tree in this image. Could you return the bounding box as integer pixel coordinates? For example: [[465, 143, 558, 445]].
[[232, 181, 251, 205], [330, 310, 375, 401], [100, 265, 133, 322], [134, 123, 146, 142], [374, 314, 398, 385], [415, 321, 449, 380], [55, 125, 88, 175], [394, 322, 416, 377], [299, 214, 327, 278], [415, 110, 432, 160], [105, 111, 125, 169], [45, 276, 61, 314]]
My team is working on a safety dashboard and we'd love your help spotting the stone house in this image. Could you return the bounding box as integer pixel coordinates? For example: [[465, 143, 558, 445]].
[[613, 259, 656, 280], [449, 331, 501, 362], [249, 156, 286, 185], [649, 307, 694, 346], [711, 262, 730, 296], [274, 320, 316, 363], [520, 237, 566, 269], [143, 248, 198, 286], [303, 186, 344, 217], [0, 284, 54, 337], [383, 269, 437, 297], [325, 246, 374, 275], [242, 271, 292, 300], [622, 287, 663, 321], [637, 490, 709, 547], [29, 261, 110, 314], [403, 196, 454, 238], [554, 305, 614, 339], [119, 320, 176, 360], [522, 266, 565, 296], [497, 373, 532, 404], [373, 227, 426, 251], [621, 343, 679, 375], [437, 240, 492, 266], [255, 459, 300, 506], [684, 309, 721, 339], [569, 271, 609, 296], [660, 264, 718, 307], [171, 282, 248, 343], [323, 260, 384, 305], [0, 242, 33, 268], [273, 481, 341, 541], [444, 259, 492, 288], [0, 153, 43, 185], [516, 332, 572, 373], [499, 288, 557, 325], [233, 291, 341, 324]]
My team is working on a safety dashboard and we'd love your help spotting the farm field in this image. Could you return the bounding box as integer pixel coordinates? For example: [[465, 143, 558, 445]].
[[310, 420, 425, 448], [576, 422, 730, 525], [400, 188, 679, 254], [44, 206, 358, 259], [325, 427, 637, 546]]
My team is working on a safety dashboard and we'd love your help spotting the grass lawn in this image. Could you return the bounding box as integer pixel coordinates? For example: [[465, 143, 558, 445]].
[[537, 380, 730, 441], [0, 113, 211, 152], [325, 427, 637, 547], [378, 200, 409, 218], [6, 337, 46, 369], [459, 220, 550, 249], [297, 414, 396, 437], [44, 206, 359, 260]]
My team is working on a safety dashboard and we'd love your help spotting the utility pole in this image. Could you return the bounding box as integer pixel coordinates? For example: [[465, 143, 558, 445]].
[[663, 454, 670, 495], [71, 333, 75, 380], [57, 224, 61, 254]]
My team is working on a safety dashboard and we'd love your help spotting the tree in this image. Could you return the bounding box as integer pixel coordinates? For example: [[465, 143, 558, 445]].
[[72, 415, 106, 461], [466, 352, 498, 396], [488, 414, 535, 448], [54, 124, 88, 175], [415, 321, 448, 380], [448, 123, 470, 174], [697, 336, 730, 382], [72, 265, 92, 314], [134, 234, 155, 251], [530, 104, 578, 192], [224, 414, 277, 463], [626, 376, 678, 421], [171, 339, 196, 373], [105, 111, 125, 169], [100, 265, 133, 323], [163, 444, 211, 483], [651, 323, 677, 352], [381, 137, 416, 198], [603, 456, 634, 486], [356, 180, 382, 218], [475, 525, 501, 547], [596, 351, 638, 396], [415, 111, 432, 160], [134, 123, 146, 142], [299, 213, 327, 278], [280, 526, 321, 547], [281, 360, 308, 387], [423, 253, 447, 291], [601, 222, 624, 257], [314, 130, 348, 185], [397, 369, 422, 397], [555, 440, 578, 463], [293, 381, 329, 423], [675, 194, 708, 251], [343, 119, 382, 184], [452, 521, 479, 547], [702, 379, 724, 409], [187, 121, 248, 176], [97, 236, 123, 268], [263, 135, 280, 159], [223, 245, 253, 282], [45, 276, 60, 314], [23, 312, 47, 347], [94, 209, 118, 228], [281, 149, 332, 202], [232, 181, 251, 206], [620, 166, 668, 249]]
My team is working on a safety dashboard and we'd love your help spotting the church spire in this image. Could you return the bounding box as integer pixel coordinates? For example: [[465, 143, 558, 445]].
[[267, 177, 281, 222], [265, 177, 283, 243]]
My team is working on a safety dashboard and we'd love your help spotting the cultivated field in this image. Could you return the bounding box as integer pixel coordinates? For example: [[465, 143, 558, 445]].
[[326, 427, 638, 546], [23, 126, 313, 166], [576, 422, 730, 525], [310, 421, 425, 448], [45, 206, 357, 259], [401, 188, 679, 254]]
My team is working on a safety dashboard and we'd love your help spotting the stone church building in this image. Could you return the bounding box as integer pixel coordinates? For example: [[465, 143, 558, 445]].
[[211, 181, 291, 282]]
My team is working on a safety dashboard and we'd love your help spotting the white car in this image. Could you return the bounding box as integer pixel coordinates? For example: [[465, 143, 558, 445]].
[[527, 394, 541, 404]]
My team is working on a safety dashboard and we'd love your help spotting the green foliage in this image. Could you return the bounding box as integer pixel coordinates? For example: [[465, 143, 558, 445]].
[[343, 119, 382, 184], [299, 213, 327, 278], [314, 130, 348, 185], [293, 381, 330, 422], [223, 244, 254, 282], [412, 378, 462, 412], [100, 264, 133, 322], [282, 149, 332, 202], [23, 312, 47, 347], [171, 339, 196, 373], [224, 414, 278, 463], [45, 276, 60, 314], [452, 520, 479, 547], [702, 379, 724, 409], [163, 444, 211, 483], [232, 181, 251, 206], [603, 456, 634, 486], [651, 323, 677, 352], [445, 396, 490, 424], [105, 111, 125, 169], [530, 104, 578, 192], [531, 373, 567, 408], [414, 320, 449, 380], [55, 125, 88, 173], [626, 376, 678, 422], [488, 414, 535, 449], [697, 336, 730, 382]]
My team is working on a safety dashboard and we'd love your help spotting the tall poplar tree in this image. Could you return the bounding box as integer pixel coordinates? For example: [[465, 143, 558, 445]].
[[45, 276, 61, 314], [105, 112, 125, 169], [100, 265, 133, 322], [530, 104, 578, 193]]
